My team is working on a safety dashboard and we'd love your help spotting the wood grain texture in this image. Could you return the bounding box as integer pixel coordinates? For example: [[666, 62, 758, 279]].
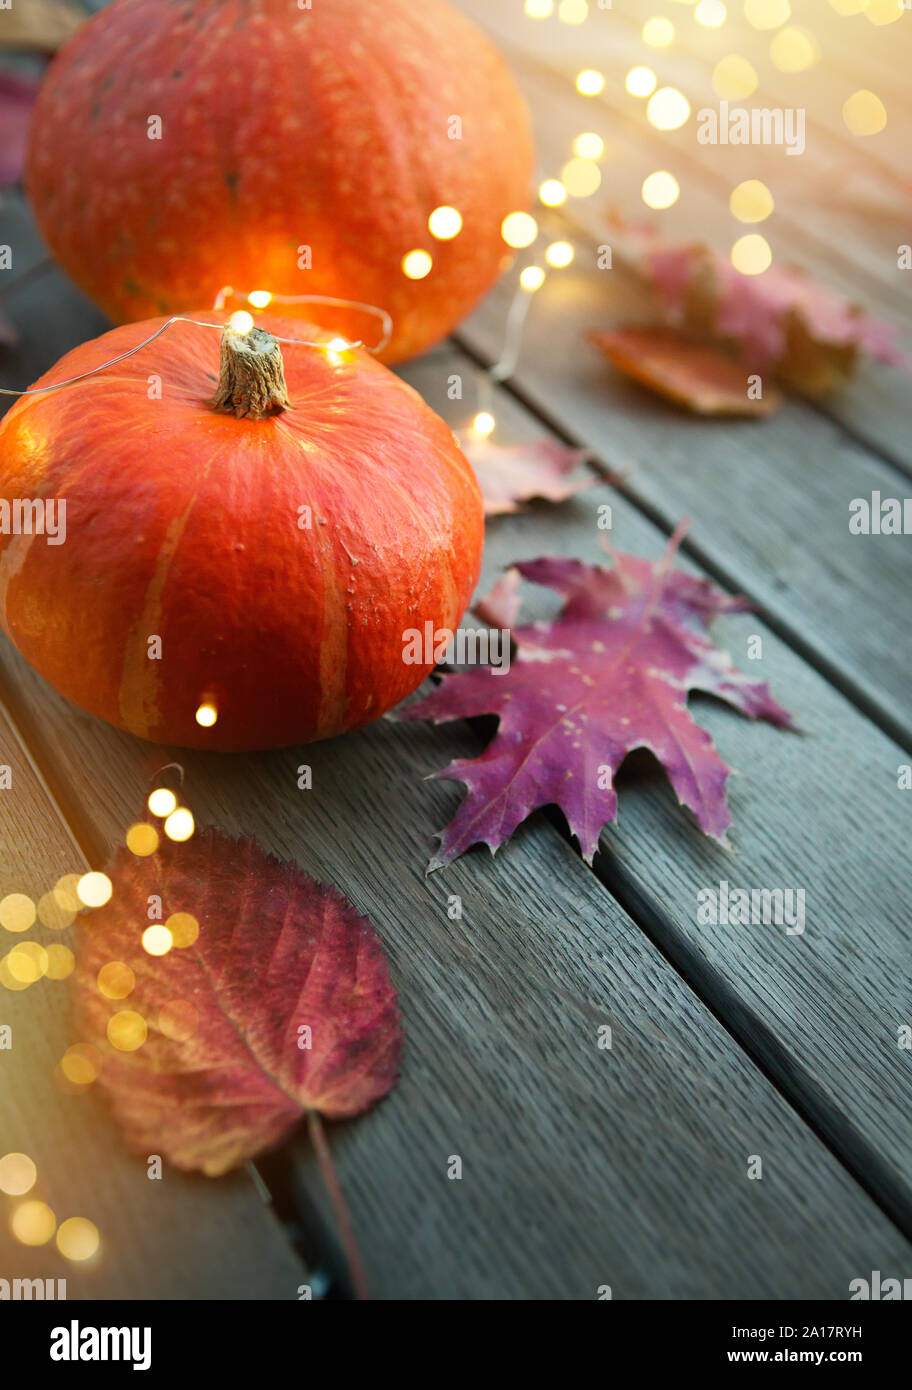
[[0, 699, 305, 1299], [402, 346, 912, 1240], [1, 633, 910, 1299], [457, 264, 912, 747]]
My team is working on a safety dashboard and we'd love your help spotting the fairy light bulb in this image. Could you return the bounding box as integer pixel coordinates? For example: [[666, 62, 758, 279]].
[[501, 212, 538, 249], [402, 249, 433, 279], [148, 788, 177, 818], [576, 69, 604, 96], [195, 703, 217, 727], [520, 266, 546, 291], [473, 412, 496, 437], [247, 290, 272, 308], [539, 180, 567, 207], [428, 206, 462, 239], [545, 242, 574, 268], [228, 311, 254, 334]]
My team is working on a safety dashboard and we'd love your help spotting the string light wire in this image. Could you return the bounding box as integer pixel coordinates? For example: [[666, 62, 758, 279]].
[[0, 293, 393, 399]]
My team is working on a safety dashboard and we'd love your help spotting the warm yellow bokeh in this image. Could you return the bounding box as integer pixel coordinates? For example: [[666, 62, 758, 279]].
[[126, 822, 160, 857], [730, 180, 775, 223], [56, 1216, 101, 1262], [97, 961, 135, 999], [843, 90, 887, 136], [0, 893, 36, 933], [713, 54, 759, 100], [648, 88, 691, 131], [731, 233, 773, 275], [0, 1152, 37, 1196], [11, 1200, 56, 1246], [107, 1010, 148, 1052], [642, 171, 681, 209], [770, 27, 820, 72]]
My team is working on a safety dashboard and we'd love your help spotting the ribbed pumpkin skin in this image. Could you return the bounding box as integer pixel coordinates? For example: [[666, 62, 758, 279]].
[[26, 0, 534, 364], [0, 315, 484, 750]]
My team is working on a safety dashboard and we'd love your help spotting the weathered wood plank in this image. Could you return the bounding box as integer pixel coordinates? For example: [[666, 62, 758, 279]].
[[0, 323, 907, 1295], [2, 632, 910, 1298], [405, 345, 912, 1240], [0, 699, 305, 1299], [457, 263, 912, 746]]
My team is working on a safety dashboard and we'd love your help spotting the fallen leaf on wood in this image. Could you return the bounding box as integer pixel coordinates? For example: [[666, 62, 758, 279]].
[[609, 218, 907, 394], [589, 326, 782, 416], [404, 525, 793, 868], [0, 70, 40, 186], [70, 826, 402, 1176], [0, 0, 84, 51], [458, 432, 592, 515], [473, 567, 522, 630]]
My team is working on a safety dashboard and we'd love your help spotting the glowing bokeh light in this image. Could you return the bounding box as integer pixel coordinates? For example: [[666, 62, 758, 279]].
[[712, 54, 758, 99], [247, 290, 271, 309], [401, 250, 433, 279], [428, 206, 463, 239], [843, 89, 887, 135], [546, 241, 575, 268], [107, 1010, 148, 1052], [695, 0, 727, 25], [77, 873, 112, 909], [574, 132, 605, 159], [44, 945, 75, 980], [864, 0, 904, 24], [539, 179, 567, 207], [559, 0, 589, 22], [473, 412, 496, 437], [744, 0, 790, 29], [228, 311, 254, 334], [126, 822, 160, 857], [770, 26, 819, 71], [166, 912, 200, 948], [626, 67, 657, 97], [520, 266, 547, 292], [731, 233, 772, 275], [0, 1153, 37, 1196], [560, 158, 602, 197], [163, 808, 195, 842], [642, 171, 681, 209], [525, 0, 554, 14], [647, 87, 691, 131], [576, 69, 605, 96], [195, 703, 218, 728], [730, 179, 774, 222], [0, 894, 36, 933], [57, 1217, 100, 1262], [11, 1200, 56, 1246], [142, 924, 174, 957], [148, 788, 178, 818], [60, 1044, 102, 1086], [643, 16, 675, 44], [97, 961, 135, 1000], [7, 943, 48, 984], [501, 212, 539, 248]]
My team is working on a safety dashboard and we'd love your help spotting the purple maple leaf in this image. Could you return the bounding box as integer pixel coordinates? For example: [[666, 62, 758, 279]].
[[458, 433, 592, 516], [404, 526, 794, 869]]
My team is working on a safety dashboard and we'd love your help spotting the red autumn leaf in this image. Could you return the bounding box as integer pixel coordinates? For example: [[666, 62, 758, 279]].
[[0, 70, 40, 187], [70, 826, 402, 1177], [472, 567, 522, 630], [458, 431, 592, 515], [589, 326, 782, 416], [609, 218, 907, 393], [403, 526, 793, 869]]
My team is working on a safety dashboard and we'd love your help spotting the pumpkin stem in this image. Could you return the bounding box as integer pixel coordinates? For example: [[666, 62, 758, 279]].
[[209, 325, 291, 419]]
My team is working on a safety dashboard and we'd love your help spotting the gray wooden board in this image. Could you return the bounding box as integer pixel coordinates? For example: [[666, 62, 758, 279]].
[[0, 630, 910, 1299], [0, 336, 905, 1297], [0, 702, 305, 1300], [456, 265, 912, 748], [402, 345, 912, 1241]]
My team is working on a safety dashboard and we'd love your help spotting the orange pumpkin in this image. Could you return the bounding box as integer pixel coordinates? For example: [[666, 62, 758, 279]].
[[0, 315, 484, 750], [26, 0, 535, 363]]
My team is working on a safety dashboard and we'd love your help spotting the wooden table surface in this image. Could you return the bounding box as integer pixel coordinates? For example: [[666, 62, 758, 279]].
[[1, 0, 910, 1299]]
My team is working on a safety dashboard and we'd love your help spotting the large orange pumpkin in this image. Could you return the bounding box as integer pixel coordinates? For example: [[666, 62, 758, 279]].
[[0, 315, 484, 750], [26, 0, 535, 363]]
